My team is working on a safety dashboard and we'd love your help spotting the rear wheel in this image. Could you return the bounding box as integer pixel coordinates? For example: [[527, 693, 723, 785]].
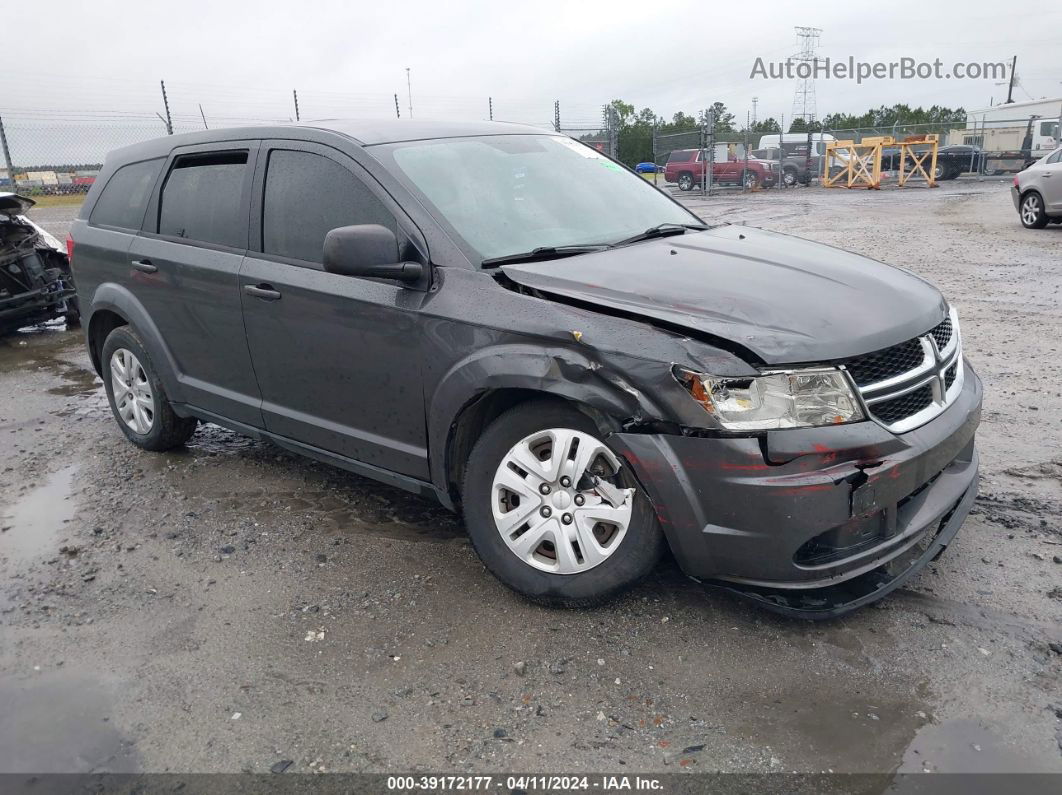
[[101, 326, 197, 451], [461, 401, 663, 607], [1020, 191, 1049, 229], [678, 172, 694, 191], [743, 170, 760, 189], [782, 167, 798, 187]]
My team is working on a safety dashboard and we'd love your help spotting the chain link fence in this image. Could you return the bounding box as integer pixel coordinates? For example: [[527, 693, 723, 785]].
[[2, 100, 1057, 199]]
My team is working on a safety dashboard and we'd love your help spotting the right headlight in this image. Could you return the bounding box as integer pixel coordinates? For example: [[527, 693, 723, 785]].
[[673, 366, 865, 431]]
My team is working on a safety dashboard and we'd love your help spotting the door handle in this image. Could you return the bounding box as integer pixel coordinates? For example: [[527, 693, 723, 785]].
[[244, 284, 282, 301], [131, 259, 157, 273]]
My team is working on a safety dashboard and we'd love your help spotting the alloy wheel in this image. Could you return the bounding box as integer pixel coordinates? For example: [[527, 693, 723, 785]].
[[1021, 195, 1041, 226], [491, 428, 634, 574], [110, 348, 154, 434]]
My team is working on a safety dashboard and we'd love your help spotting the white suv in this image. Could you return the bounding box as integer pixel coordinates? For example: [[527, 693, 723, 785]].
[[1013, 148, 1062, 228]]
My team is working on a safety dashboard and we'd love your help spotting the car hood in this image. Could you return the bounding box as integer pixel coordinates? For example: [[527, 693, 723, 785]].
[[500, 225, 946, 364], [0, 192, 35, 216]]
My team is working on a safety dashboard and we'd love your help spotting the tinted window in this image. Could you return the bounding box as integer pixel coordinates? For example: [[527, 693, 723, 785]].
[[1047, 149, 1062, 164], [262, 150, 396, 264], [159, 151, 248, 247], [89, 158, 164, 230], [667, 150, 695, 163]]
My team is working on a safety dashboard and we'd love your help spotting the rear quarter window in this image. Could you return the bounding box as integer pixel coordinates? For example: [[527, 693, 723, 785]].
[[158, 151, 248, 248], [667, 151, 695, 163], [89, 158, 164, 230]]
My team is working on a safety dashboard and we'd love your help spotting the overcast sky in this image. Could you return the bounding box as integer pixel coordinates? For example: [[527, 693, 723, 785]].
[[4, 0, 1061, 134]]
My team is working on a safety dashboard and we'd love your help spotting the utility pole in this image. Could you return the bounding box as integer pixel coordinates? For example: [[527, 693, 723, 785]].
[[790, 27, 822, 125], [553, 100, 561, 132], [1005, 55, 1018, 104], [394, 94, 401, 119], [751, 96, 758, 127], [405, 68, 413, 119], [488, 97, 493, 121], [293, 89, 301, 122], [160, 80, 173, 135], [0, 114, 15, 189]]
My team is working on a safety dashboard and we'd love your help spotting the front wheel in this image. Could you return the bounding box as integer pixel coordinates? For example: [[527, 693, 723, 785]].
[[1020, 191, 1049, 229], [461, 401, 664, 607]]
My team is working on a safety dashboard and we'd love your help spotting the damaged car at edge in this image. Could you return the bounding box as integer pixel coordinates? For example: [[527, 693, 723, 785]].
[[70, 121, 981, 618], [1, 193, 80, 335]]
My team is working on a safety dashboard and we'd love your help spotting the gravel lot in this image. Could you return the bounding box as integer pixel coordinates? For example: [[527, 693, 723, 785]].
[[1, 180, 1060, 777]]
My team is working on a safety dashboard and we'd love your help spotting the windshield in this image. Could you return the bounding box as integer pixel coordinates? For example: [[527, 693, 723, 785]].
[[377, 134, 700, 263]]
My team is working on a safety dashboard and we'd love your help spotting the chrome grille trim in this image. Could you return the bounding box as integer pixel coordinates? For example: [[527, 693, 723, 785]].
[[845, 307, 963, 434]]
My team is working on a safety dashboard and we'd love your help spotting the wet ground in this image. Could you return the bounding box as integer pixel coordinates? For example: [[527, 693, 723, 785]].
[[0, 182, 1059, 779]]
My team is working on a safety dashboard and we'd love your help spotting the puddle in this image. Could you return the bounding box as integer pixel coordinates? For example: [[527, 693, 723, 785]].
[[0, 464, 79, 570], [0, 670, 139, 773], [895, 718, 1060, 773]]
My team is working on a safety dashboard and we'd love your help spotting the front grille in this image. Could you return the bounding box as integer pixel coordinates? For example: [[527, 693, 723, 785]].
[[838, 309, 962, 432], [843, 338, 925, 387], [930, 317, 952, 351], [870, 384, 934, 425]]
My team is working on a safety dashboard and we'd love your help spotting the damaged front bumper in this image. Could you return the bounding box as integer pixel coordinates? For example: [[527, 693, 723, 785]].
[[610, 363, 982, 618]]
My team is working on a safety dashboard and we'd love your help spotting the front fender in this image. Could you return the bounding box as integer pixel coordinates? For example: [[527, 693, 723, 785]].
[[87, 282, 184, 403], [426, 342, 671, 490]]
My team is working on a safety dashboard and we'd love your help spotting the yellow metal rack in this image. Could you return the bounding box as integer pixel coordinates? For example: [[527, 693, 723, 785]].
[[822, 134, 939, 189]]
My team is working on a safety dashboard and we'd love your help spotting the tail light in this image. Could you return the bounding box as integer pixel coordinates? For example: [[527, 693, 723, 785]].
[[66, 234, 75, 263]]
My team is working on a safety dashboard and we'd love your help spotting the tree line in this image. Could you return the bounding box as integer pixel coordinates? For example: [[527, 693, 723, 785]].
[[605, 100, 967, 166]]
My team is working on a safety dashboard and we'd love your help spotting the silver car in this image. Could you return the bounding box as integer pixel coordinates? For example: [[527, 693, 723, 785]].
[[1013, 148, 1062, 228]]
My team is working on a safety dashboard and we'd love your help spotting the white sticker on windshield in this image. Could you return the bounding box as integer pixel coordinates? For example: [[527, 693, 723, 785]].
[[555, 137, 605, 158]]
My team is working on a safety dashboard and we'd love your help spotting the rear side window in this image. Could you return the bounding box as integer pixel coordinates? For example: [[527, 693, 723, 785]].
[[89, 158, 164, 230], [667, 150, 694, 163], [262, 149, 396, 265], [159, 151, 248, 248]]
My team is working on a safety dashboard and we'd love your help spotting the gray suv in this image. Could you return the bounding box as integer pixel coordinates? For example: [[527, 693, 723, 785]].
[[70, 120, 982, 618]]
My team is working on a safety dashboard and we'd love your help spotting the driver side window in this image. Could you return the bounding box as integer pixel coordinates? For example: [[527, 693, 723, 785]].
[[261, 149, 396, 267]]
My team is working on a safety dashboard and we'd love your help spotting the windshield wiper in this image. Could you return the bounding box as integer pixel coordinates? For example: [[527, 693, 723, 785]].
[[481, 244, 610, 269], [612, 223, 707, 247]]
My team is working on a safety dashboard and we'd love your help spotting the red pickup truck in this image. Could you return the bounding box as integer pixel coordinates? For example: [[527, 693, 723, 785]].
[[664, 147, 778, 190]]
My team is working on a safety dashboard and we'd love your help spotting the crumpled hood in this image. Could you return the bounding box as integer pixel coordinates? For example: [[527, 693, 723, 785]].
[[500, 225, 947, 364]]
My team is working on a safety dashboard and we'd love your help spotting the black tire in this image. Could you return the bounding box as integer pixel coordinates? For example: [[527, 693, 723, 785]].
[[101, 325, 197, 451], [678, 172, 694, 191], [782, 167, 798, 187], [63, 296, 81, 328], [743, 170, 759, 189], [461, 400, 664, 607], [1019, 191, 1049, 229]]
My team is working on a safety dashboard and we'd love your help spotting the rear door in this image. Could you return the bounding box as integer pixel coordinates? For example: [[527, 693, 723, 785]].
[[1041, 149, 1062, 212], [126, 142, 263, 426], [239, 140, 430, 478]]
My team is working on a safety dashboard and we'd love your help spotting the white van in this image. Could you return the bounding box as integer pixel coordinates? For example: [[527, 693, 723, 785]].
[[757, 132, 838, 158]]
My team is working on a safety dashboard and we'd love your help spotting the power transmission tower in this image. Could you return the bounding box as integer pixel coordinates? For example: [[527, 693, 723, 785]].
[[789, 26, 821, 126]]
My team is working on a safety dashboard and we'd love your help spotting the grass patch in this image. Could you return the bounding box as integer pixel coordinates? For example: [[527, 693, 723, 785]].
[[27, 194, 87, 208]]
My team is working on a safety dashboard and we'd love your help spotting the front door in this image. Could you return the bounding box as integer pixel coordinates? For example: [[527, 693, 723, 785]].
[[239, 141, 430, 479]]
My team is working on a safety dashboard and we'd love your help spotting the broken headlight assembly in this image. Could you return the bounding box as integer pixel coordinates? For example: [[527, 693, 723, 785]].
[[673, 366, 864, 431]]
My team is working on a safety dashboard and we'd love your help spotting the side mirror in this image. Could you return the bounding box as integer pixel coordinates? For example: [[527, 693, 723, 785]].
[[322, 224, 424, 284]]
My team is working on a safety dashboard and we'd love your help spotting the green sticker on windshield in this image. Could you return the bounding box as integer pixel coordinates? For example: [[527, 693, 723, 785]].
[[598, 161, 623, 172]]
